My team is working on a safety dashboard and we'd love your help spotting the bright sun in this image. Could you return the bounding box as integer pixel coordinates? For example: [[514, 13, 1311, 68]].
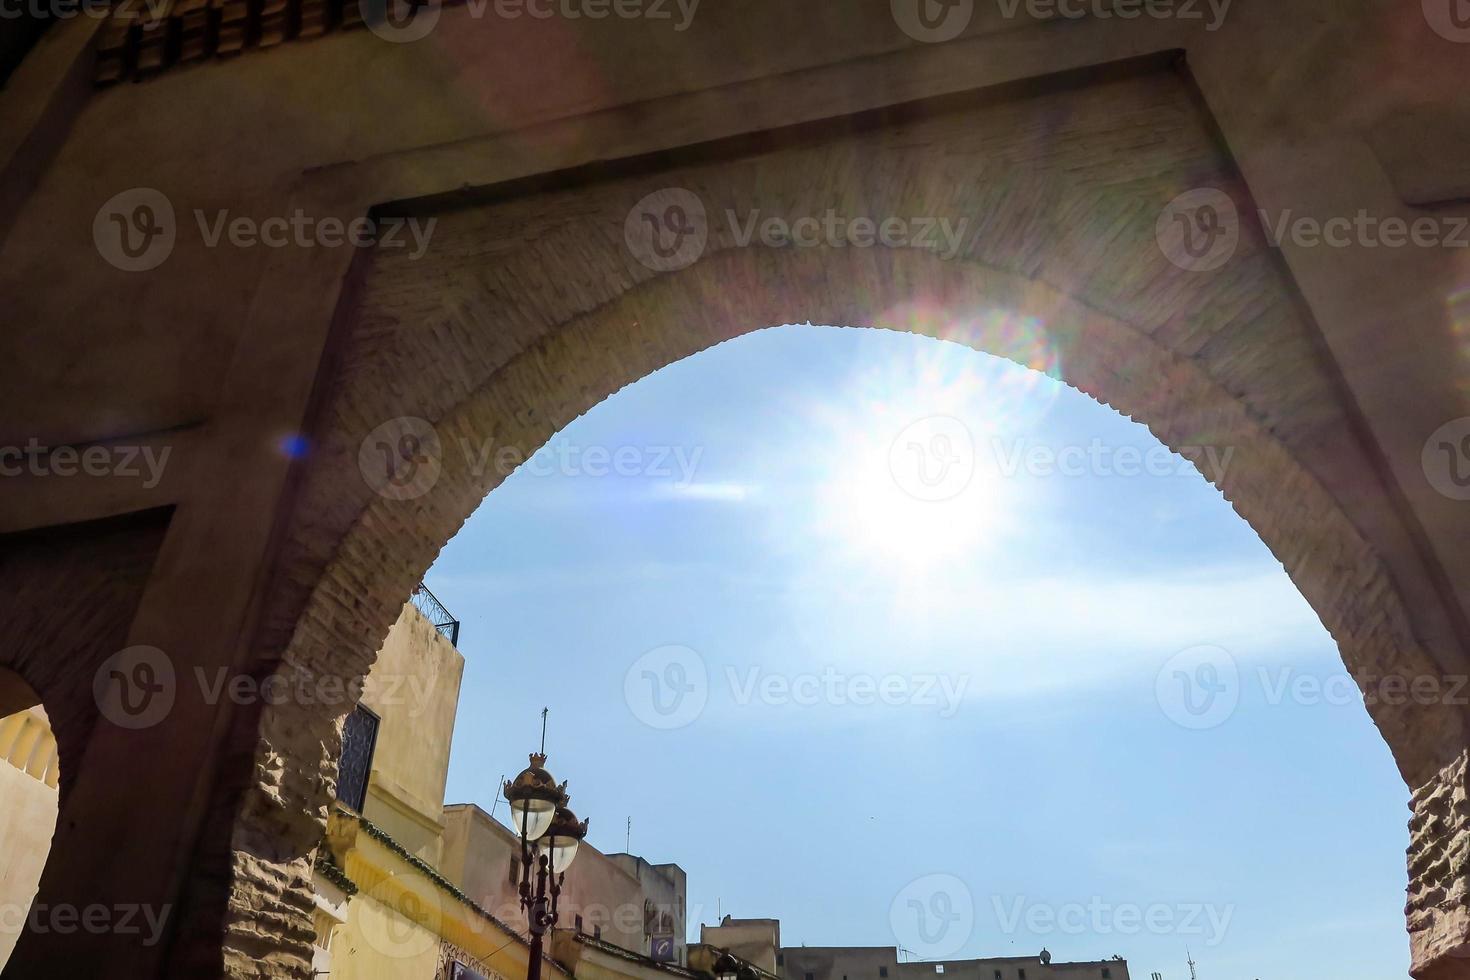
[[819, 413, 1001, 571], [802, 324, 1057, 577]]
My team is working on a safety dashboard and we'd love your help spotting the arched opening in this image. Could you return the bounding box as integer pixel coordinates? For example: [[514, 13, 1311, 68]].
[[0, 668, 60, 969], [209, 60, 1470, 978], [419, 323, 1411, 978]]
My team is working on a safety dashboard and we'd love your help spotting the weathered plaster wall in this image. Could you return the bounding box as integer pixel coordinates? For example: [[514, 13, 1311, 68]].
[[359, 603, 465, 865], [441, 803, 685, 961], [0, 707, 60, 969]]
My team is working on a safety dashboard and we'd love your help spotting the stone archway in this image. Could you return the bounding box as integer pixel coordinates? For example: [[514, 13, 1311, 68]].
[[210, 63, 1469, 979]]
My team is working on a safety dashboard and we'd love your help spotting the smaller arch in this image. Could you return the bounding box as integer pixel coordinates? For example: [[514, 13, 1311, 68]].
[[0, 667, 62, 970]]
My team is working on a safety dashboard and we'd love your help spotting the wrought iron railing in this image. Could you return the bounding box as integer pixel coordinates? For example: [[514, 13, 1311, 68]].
[[411, 582, 461, 647]]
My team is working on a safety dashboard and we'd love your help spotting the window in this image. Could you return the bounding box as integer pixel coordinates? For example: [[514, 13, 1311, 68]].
[[880, 969, 888, 978], [1019, 971, 1027, 980], [995, 972, 1003, 980], [509, 857, 519, 885], [778, 956, 785, 968], [594, 925, 602, 939], [575, 914, 584, 933], [1102, 971, 1111, 979], [935, 967, 945, 975], [335, 704, 379, 811]]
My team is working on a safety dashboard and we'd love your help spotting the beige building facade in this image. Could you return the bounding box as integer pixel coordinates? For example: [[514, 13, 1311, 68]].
[[442, 803, 688, 966], [778, 948, 1127, 980], [311, 594, 559, 980], [0, 704, 59, 969]]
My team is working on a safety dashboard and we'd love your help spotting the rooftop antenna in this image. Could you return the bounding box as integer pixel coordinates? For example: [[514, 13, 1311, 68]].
[[626, 816, 632, 854], [489, 773, 507, 820], [539, 706, 549, 754], [1187, 949, 1197, 980]]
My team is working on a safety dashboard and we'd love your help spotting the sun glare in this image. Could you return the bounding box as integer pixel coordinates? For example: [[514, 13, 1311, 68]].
[[801, 320, 1059, 578]]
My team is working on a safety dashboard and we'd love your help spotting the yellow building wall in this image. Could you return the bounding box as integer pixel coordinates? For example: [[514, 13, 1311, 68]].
[[327, 885, 444, 980], [359, 602, 466, 865], [0, 706, 60, 968]]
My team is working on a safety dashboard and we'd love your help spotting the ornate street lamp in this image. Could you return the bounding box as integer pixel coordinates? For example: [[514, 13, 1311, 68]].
[[504, 752, 589, 980], [713, 951, 741, 980], [712, 950, 756, 980]]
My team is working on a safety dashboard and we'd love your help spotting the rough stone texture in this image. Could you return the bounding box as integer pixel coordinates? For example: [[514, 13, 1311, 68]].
[[205, 67, 1468, 979], [1411, 748, 1470, 978]]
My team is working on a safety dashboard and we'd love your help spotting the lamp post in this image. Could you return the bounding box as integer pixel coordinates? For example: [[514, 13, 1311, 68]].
[[713, 950, 757, 980], [713, 951, 741, 980], [503, 752, 589, 980]]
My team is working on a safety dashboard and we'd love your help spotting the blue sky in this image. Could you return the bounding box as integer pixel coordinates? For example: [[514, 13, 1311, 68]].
[[427, 323, 1409, 980]]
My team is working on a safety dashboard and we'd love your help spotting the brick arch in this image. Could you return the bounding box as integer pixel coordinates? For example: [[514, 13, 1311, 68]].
[[213, 71, 1469, 977]]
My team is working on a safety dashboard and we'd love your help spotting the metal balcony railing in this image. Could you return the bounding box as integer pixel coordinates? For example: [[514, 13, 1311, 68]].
[[411, 582, 460, 647]]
